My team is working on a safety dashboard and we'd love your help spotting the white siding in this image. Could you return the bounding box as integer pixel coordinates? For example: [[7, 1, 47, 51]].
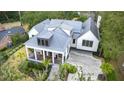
[[76, 31, 99, 52], [71, 38, 77, 48], [28, 28, 39, 38], [65, 43, 71, 59]]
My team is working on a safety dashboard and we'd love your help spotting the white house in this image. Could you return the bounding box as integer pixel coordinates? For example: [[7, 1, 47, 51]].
[[24, 17, 100, 64]]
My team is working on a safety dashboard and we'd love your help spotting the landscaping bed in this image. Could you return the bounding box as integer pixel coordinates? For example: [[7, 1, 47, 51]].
[[59, 63, 77, 81], [19, 60, 52, 81]]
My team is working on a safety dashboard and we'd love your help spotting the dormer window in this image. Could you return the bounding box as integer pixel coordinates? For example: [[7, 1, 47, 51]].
[[41, 40, 44, 45], [37, 38, 49, 46], [45, 40, 48, 46], [37, 32, 53, 47]]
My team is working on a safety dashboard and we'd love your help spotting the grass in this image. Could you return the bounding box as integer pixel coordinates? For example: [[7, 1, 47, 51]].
[[0, 44, 24, 65], [0, 46, 52, 81], [0, 47, 33, 80]]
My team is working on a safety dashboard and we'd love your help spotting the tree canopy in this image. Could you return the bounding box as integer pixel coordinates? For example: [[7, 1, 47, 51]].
[[21, 11, 80, 29], [100, 12, 124, 60], [0, 11, 19, 23]]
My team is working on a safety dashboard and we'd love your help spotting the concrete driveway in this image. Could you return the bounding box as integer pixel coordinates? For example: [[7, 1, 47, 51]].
[[67, 49, 102, 80]]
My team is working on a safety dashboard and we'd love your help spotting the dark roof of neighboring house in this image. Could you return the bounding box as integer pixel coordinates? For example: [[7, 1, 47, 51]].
[[0, 26, 25, 41], [81, 17, 100, 40]]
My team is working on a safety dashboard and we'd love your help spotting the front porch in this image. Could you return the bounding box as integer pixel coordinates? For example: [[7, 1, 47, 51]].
[[25, 46, 65, 64]]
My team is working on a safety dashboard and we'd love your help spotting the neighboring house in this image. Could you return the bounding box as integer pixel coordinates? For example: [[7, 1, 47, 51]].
[[24, 17, 100, 64], [0, 26, 25, 49]]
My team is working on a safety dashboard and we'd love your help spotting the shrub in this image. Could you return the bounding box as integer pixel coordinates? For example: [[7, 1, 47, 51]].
[[0, 52, 8, 65], [11, 33, 29, 46], [78, 16, 87, 22], [68, 65, 77, 73], [59, 65, 68, 81], [0, 47, 7, 52], [59, 63, 77, 80], [19, 60, 29, 73], [33, 70, 48, 81], [19, 60, 51, 80], [101, 63, 116, 81], [61, 63, 77, 73], [0, 64, 25, 80]]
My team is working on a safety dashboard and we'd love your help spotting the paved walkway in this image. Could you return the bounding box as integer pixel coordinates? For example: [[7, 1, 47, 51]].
[[47, 64, 61, 81], [67, 49, 102, 81]]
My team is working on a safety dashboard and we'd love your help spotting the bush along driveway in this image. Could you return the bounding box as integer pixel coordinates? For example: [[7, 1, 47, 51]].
[[47, 63, 77, 81]]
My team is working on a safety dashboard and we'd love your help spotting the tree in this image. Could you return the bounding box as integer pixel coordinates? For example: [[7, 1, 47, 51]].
[[0, 11, 19, 23], [21, 11, 80, 29], [101, 63, 116, 80], [42, 59, 50, 72], [100, 12, 124, 60], [11, 33, 28, 46]]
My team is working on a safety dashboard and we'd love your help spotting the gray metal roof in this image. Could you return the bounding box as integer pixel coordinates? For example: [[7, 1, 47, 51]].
[[34, 19, 50, 32], [72, 33, 80, 39], [81, 17, 99, 40], [37, 31, 53, 39], [0, 26, 25, 41], [25, 18, 99, 53], [60, 23, 73, 31], [25, 28, 71, 52], [49, 19, 82, 33]]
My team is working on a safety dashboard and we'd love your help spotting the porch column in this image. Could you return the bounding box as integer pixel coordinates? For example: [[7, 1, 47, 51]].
[[46, 51, 48, 56], [52, 52, 55, 64], [25, 46, 29, 58], [43, 50, 45, 60], [34, 49, 37, 60], [62, 53, 64, 64]]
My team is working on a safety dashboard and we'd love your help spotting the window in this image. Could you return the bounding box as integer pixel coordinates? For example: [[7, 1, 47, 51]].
[[37, 38, 49, 46], [45, 40, 48, 46], [86, 40, 89, 46], [37, 38, 41, 45], [89, 41, 93, 47], [73, 39, 75, 44], [82, 40, 93, 47], [82, 40, 85, 46], [41, 40, 44, 45]]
